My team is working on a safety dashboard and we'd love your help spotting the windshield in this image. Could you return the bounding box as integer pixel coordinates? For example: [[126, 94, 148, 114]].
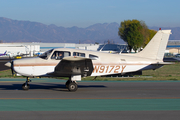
[[39, 49, 53, 59]]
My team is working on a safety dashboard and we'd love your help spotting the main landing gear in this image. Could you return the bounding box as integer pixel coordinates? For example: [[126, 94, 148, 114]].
[[22, 77, 31, 90], [21, 76, 79, 92], [65, 80, 78, 92]]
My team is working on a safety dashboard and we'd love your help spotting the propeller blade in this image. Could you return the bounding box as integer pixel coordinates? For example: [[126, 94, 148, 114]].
[[11, 61, 14, 76], [7, 55, 15, 76]]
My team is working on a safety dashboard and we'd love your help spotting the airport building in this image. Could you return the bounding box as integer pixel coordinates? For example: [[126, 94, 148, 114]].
[[0, 43, 100, 57], [167, 40, 180, 54], [0, 42, 128, 56], [0, 40, 180, 57], [0, 43, 40, 57]]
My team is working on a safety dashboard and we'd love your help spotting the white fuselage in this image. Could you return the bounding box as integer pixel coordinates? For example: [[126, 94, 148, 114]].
[[12, 48, 161, 77]]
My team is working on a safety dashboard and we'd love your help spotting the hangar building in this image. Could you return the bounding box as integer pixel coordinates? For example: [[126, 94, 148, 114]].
[[0, 40, 180, 57]]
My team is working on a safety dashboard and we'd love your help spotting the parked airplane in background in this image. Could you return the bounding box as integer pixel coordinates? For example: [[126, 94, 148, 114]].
[[0, 51, 7, 56], [5, 30, 172, 92], [6, 51, 30, 57]]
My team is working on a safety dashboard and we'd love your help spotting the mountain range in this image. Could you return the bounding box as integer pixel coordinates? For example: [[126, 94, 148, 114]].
[[0, 17, 179, 44]]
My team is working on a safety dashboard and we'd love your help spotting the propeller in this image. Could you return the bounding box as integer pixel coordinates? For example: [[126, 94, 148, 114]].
[[5, 56, 15, 76], [10, 61, 14, 76], [9, 56, 15, 76]]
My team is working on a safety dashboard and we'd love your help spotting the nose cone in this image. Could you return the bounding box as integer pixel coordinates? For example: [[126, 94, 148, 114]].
[[5, 62, 11, 67]]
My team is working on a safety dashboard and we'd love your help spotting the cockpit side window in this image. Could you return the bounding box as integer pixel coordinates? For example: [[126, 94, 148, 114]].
[[51, 51, 71, 60], [89, 54, 99, 60], [73, 52, 85, 57]]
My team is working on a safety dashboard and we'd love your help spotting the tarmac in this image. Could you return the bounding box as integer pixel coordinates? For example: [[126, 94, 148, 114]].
[[0, 78, 180, 120]]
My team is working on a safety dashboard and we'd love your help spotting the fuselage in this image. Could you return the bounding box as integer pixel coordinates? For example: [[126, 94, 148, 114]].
[[12, 48, 162, 77]]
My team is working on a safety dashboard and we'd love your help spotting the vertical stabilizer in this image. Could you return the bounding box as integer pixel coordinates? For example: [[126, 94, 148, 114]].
[[136, 30, 171, 60]]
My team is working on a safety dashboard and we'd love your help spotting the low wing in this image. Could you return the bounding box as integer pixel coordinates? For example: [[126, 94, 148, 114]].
[[49, 56, 94, 77], [151, 62, 174, 65]]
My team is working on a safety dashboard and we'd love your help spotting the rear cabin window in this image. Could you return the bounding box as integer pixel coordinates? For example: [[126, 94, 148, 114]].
[[73, 52, 85, 57], [89, 54, 99, 60], [51, 51, 71, 60]]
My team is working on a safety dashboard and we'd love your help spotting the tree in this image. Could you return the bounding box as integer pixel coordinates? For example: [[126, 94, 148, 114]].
[[140, 21, 150, 47], [118, 19, 157, 52], [95, 42, 99, 44], [143, 29, 157, 47], [141, 21, 157, 47], [118, 19, 143, 52]]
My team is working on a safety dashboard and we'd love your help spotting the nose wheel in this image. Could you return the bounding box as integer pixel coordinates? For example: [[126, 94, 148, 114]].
[[22, 83, 30, 90], [65, 80, 78, 92], [22, 77, 31, 90]]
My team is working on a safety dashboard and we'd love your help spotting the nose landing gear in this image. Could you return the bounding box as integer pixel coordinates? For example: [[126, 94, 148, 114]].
[[22, 77, 31, 90]]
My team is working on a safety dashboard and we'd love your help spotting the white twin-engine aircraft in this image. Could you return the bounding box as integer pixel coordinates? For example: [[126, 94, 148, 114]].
[[5, 30, 172, 92]]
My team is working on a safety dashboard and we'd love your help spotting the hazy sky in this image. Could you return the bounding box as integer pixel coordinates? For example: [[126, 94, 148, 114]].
[[0, 0, 179, 28]]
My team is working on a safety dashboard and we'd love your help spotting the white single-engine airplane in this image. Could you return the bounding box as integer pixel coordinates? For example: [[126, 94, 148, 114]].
[[5, 30, 172, 91]]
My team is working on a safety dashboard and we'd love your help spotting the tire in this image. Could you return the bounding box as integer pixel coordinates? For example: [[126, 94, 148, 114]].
[[68, 82, 78, 92], [65, 80, 71, 88], [22, 83, 30, 90]]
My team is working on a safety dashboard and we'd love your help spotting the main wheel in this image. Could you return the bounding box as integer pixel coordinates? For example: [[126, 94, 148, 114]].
[[22, 83, 30, 90], [68, 82, 78, 92]]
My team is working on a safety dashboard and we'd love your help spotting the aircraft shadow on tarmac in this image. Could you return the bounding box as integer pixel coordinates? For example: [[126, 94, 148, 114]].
[[0, 83, 106, 91]]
